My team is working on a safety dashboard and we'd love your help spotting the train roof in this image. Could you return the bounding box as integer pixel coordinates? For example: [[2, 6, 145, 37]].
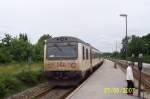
[[47, 36, 101, 53], [47, 36, 87, 44]]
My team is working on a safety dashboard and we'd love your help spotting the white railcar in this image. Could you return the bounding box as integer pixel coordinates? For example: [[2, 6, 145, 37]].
[[43, 36, 103, 85]]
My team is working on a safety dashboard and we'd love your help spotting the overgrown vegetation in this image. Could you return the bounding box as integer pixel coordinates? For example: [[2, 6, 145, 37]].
[[0, 63, 42, 74], [0, 33, 51, 98], [0, 70, 44, 98]]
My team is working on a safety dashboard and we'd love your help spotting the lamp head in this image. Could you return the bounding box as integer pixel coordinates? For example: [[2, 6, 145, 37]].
[[120, 14, 127, 17]]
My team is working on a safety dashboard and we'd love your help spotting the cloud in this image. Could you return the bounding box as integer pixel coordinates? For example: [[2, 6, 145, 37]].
[[0, 0, 150, 52]]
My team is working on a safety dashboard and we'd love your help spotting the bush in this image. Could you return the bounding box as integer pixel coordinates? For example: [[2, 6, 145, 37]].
[[0, 75, 22, 98], [0, 78, 6, 97], [0, 70, 43, 98], [16, 71, 42, 85]]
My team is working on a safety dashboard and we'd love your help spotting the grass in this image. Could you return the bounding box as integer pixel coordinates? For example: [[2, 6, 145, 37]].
[[0, 62, 43, 75], [0, 62, 44, 98], [0, 62, 45, 98], [0, 70, 44, 98]]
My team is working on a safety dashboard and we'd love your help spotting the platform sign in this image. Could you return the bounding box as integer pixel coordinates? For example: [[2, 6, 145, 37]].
[[138, 53, 143, 70]]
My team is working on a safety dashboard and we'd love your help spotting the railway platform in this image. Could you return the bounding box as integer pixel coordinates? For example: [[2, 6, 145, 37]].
[[66, 60, 140, 99]]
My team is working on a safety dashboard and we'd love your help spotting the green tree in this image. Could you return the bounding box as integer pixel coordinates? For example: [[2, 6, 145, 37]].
[[10, 37, 32, 62], [141, 33, 150, 55], [0, 47, 12, 63], [0, 33, 52, 63], [120, 33, 150, 62], [128, 35, 146, 57], [0, 34, 12, 63], [34, 34, 52, 61], [2, 34, 12, 47], [120, 36, 131, 59], [112, 51, 120, 58], [19, 33, 28, 41]]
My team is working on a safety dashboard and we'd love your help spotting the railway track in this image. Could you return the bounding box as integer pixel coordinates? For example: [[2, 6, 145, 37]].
[[36, 86, 75, 99], [6, 79, 91, 99], [6, 82, 55, 99], [6, 82, 77, 99], [6, 82, 75, 99], [116, 60, 150, 92]]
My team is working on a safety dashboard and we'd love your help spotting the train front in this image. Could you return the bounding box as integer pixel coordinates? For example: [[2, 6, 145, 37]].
[[43, 37, 81, 84]]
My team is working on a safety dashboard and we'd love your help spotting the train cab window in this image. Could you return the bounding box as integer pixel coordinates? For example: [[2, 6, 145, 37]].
[[47, 44, 77, 58], [83, 46, 85, 60], [86, 49, 88, 60]]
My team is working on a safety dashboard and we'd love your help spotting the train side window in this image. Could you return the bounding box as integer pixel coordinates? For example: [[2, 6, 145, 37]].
[[86, 49, 88, 60], [83, 46, 85, 60]]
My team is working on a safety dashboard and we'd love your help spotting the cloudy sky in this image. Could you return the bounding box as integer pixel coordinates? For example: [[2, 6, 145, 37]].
[[0, 0, 150, 52]]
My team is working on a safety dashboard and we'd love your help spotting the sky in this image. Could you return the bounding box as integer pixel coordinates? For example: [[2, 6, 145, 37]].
[[0, 0, 150, 52]]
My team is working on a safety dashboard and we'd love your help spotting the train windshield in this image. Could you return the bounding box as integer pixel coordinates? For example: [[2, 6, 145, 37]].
[[47, 44, 77, 58]]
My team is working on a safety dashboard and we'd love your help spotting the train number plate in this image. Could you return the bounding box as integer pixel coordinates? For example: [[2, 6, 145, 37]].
[[56, 62, 77, 68]]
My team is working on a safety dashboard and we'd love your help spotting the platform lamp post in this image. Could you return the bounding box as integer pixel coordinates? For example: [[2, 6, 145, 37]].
[[138, 53, 143, 97], [120, 14, 128, 61]]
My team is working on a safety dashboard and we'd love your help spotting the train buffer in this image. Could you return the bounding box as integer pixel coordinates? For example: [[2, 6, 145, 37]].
[[66, 60, 141, 99]]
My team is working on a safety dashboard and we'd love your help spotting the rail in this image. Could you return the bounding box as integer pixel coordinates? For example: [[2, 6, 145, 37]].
[[6, 82, 54, 99]]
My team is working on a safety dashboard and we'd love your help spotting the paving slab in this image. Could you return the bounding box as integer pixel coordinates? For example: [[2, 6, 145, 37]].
[[67, 60, 140, 99]]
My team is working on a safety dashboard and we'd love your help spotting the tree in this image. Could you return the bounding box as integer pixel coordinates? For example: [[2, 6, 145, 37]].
[[112, 51, 120, 58], [2, 34, 12, 47], [8, 36, 32, 62], [128, 35, 146, 57], [19, 33, 28, 41], [0, 47, 12, 63], [34, 34, 52, 61], [120, 36, 131, 59], [120, 33, 150, 60], [141, 33, 150, 55], [0, 34, 12, 63]]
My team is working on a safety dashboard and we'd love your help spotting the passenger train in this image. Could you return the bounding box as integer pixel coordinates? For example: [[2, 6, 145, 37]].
[[43, 36, 103, 85]]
